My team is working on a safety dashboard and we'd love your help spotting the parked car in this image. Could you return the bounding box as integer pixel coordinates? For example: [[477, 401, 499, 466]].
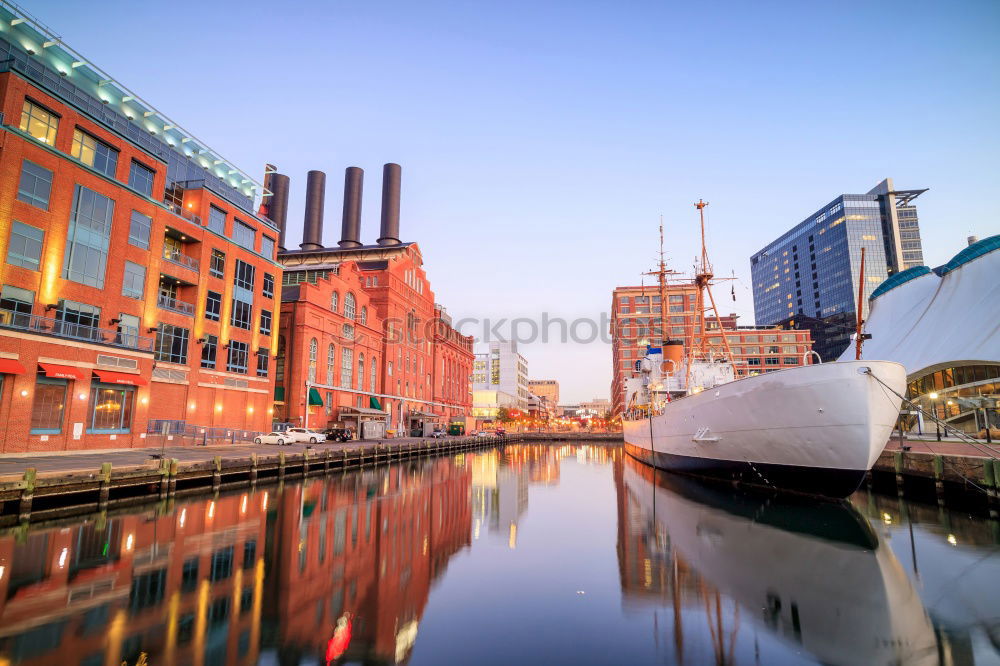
[[325, 427, 353, 443], [284, 427, 325, 444], [428, 429, 447, 439], [255, 432, 290, 446], [476, 430, 493, 438], [495, 427, 506, 436]]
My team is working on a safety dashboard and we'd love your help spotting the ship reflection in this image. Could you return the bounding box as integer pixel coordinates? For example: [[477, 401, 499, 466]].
[[617, 456, 943, 666]]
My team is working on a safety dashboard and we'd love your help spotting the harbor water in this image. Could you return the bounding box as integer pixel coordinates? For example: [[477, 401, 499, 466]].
[[0, 443, 997, 665]]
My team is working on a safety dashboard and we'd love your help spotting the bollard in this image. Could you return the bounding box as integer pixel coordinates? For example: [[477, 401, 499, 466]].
[[18, 467, 36, 522], [893, 451, 905, 496], [303, 448, 311, 476], [212, 456, 222, 491], [98, 462, 112, 507], [250, 453, 259, 485], [168, 459, 179, 495], [159, 457, 171, 497], [278, 452, 286, 481]]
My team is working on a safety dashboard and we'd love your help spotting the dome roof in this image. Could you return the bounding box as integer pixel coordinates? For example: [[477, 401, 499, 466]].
[[936, 234, 1000, 277], [870, 265, 932, 301]]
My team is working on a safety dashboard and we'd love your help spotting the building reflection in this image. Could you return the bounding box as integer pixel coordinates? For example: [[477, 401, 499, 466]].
[[613, 456, 976, 665]]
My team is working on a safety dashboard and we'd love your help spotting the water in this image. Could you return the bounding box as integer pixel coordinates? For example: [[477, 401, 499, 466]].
[[0, 443, 997, 665]]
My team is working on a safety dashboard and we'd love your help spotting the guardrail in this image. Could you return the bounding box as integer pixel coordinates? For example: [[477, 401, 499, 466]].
[[163, 248, 199, 271], [156, 293, 195, 316], [0, 309, 155, 352]]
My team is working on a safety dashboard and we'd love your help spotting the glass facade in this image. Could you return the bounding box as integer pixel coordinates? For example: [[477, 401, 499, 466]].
[[750, 181, 924, 361]]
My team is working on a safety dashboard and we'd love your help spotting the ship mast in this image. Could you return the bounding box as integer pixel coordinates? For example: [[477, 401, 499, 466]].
[[644, 215, 678, 348], [689, 201, 736, 385]]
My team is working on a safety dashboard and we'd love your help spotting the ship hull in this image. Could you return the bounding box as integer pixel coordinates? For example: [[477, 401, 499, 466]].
[[622, 360, 907, 498]]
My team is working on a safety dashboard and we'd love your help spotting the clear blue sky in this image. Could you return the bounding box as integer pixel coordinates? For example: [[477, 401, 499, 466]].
[[33, 0, 1000, 402]]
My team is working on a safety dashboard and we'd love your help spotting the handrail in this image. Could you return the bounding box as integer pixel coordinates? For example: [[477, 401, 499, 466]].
[[0, 309, 154, 352]]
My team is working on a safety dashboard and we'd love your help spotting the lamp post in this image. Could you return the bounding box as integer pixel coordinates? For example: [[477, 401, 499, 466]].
[[929, 392, 940, 441]]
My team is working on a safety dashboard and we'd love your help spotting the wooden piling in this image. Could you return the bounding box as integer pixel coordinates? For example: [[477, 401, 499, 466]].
[[18, 468, 35, 522]]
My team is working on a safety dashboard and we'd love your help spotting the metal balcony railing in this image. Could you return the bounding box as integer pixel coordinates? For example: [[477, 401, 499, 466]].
[[167, 202, 203, 226], [157, 293, 195, 316], [0, 309, 155, 352], [163, 247, 199, 271]]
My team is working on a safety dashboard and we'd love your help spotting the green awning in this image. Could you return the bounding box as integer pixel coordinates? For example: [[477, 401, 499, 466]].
[[274, 386, 285, 402], [370, 396, 383, 410], [308, 387, 324, 406]]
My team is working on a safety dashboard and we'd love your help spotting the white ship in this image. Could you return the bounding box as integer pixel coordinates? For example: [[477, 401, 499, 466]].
[[621, 202, 907, 498], [621, 459, 940, 665]]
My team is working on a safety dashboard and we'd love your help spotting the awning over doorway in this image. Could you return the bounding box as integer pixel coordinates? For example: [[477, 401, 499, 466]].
[[93, 369, 147, 386], [308, 387, 324, 406], [0, 358, 26, 374], [38, 362, 86, 380], [370, 396, 383, 411]]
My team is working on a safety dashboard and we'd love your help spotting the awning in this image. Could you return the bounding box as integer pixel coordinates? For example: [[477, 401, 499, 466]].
[[38, 362, 86, 380], [340, 406, 388, 417], [370, 396, 382, 411], [308, 387, 324, 406], [0, 358, 26, 375], [274, 386, 285, 402], [93, 369, 147, 386]]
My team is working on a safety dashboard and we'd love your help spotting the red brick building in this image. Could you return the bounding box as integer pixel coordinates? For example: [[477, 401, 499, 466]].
[[0, 12, 279, 451], [611, 283, 813, 415], [274, 164, 473, 436]]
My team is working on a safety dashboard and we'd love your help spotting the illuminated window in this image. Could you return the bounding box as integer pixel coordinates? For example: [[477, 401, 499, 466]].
[[87, 384, 134, 433], [6, 221, 44, 270], [17, 160, 52, 210], [72, 128, 118, 177], [19, 99, 58, 144]]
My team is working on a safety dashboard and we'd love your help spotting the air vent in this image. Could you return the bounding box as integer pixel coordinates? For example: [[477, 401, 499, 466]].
[[96, 354, 138, 370], [224, 378, 249, 389], [152, 367, 188, 382]]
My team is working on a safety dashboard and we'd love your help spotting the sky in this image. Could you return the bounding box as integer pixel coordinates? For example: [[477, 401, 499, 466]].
[[31, 0, 1000, 402]]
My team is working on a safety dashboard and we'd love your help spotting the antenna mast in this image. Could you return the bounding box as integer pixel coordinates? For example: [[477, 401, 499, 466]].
[[692, 200, 736, 363]]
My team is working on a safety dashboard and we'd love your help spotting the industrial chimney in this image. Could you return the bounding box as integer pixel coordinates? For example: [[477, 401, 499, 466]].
[[339, 167, 363, 248], [300, 170, 326, 250], [260, 165, 290, 251], [377, 163, 401, 246]]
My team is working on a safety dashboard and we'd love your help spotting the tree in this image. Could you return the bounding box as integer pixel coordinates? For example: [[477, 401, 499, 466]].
[[496, 407, 513, 423]]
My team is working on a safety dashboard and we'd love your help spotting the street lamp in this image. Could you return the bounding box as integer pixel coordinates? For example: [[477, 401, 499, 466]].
[[929, 392, 941, 441]]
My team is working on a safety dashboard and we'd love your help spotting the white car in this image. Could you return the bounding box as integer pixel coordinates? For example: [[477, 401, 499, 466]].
[[255, 432, 290, 446], [284, 428, 324, 444], [476, 430, 493, 438]]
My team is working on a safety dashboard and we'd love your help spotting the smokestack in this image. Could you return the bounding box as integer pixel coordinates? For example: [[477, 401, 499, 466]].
[[377, 163, 401, 246], [270, 172, 290, 251], [339, 167, 364, 248], [300, 170, 326, 250]]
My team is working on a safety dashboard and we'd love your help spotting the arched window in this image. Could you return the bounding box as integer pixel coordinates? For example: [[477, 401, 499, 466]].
[[344, 293, 356, 320], [357, 353, 364, 391], [331, 292, 339, 313], [340, 347, 353, 389], [308, 338, 318, 382], [276, 336, 286, 382], [326, 344, 335, 385], [371, 357, 377, 393], [360, 306, 368, 325]]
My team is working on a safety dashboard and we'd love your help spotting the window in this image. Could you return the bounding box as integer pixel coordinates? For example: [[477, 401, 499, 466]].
[[208, 206, 226, 235], [210, 547, 234, 581], [230, 298, 252, 330], [343, 323, 354, 340], [360, 306, 368, 325], [357, 353, 364, 391], [205, 290, 221, 321], [154, 324, 189, 364], [263, 273, 274, 299], [116, 313, 140, 347], [181, 558, 199, 592], [747, 357, 761, 366], [201, 334, 218, 369], [232, 220, 255, 250], [17, 160, 53, 209], [243, 540, 257, 569], [63, 185, 114, 288], [388, 361, 393, 376], [259, 309, 272, 335], [261, 235, 275, 259], [326, 344, 335, 385], [31, 378, 66, 434], [344, 293, 356, 320], [57, 299, 101, 338], [87, 384, 134, 433], [128, 211, 151, 250], [765, 357, 780, 366], [19, 99, 58, 144], [256, 347, 269, 378], [330, 292, 339, 313], [308, 338, 318, 382], [7, 221, 44, 270], [340, 347, 353, 388], [276, 336, 286, 382], [210, 249, 225, 278], [72, 129, 118, 177], [371, 358, 377, 393], [121, 261, 145, 299], [0, 285, 34, 321], [227, 341, 249, 374], [234, 259, 255, 290], [128, 161, 154, 197]]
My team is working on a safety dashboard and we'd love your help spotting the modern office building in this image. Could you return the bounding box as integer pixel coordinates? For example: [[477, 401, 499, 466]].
[[528, 379, 559, 410], [609, 284, 812, 415], [473, 340, 530, 409], [750, 178, 926, 360], [0, 6, 280, 452], [273, 164, 473, 436]]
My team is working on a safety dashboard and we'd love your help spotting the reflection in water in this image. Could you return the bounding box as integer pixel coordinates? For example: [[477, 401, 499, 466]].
[[0, 445, 994, 665]]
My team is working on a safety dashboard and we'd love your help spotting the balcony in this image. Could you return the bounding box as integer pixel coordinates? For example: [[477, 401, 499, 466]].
[[163, 247, 199, 272], [157, 293, 195, 316], [0, 309, 154, 352]]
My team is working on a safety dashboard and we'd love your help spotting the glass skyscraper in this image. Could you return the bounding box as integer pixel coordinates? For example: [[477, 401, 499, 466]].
[[750, 179, 926, 360]]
